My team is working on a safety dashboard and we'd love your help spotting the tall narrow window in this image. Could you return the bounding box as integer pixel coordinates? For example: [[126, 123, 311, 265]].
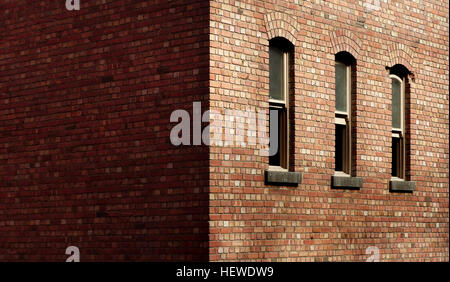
[[334, 52, 355, 176], [269, 38, 292, 170], [388, 65, 416, 192], [390, 67, 407, 179]]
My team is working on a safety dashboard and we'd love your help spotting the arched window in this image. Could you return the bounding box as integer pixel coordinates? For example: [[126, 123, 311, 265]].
[[389, 64, 410, 180], [268, 37, 293, 170], [334, 52, 356, 176]]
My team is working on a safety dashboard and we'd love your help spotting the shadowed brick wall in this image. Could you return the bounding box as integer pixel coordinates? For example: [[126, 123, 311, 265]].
[[0, 0, 209, 261], [209, 0, 448, 261]]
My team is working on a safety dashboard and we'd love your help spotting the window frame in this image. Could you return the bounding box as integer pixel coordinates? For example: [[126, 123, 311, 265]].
[[269, 45, 289, 171], [334, 60, 352, 176], [390, 74, 406, 180]]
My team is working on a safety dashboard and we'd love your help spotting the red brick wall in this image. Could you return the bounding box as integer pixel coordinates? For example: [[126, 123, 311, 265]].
[[0, 0, 448, 262], [209, 0, 449, 261], [0, 0, 209, 261]]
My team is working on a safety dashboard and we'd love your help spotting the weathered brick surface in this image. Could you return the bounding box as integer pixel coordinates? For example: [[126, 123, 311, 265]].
[[0, 0, 448, 262], [0, 0, 209, 261], [209, 0, 448, 261]]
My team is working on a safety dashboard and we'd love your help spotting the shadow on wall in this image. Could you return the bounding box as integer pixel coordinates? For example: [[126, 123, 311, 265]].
[[0, 0, 210, 261]]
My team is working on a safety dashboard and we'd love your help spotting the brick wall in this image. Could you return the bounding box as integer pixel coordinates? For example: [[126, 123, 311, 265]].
[[0, 0, 448, 262], [209, 0, 449, 261], [0, 0, 209, 261]]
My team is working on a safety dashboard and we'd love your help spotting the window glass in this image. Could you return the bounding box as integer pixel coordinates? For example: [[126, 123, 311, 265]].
[[392, 78, 401, 129], [335, 124, 345, 171], [269, 46, 284, 101], [335, 63, 347, 112], [269, 107, 282, 166], [392, 137, 400, 177]]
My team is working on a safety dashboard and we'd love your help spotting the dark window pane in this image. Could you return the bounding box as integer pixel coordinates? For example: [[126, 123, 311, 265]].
[[335, 63, 347, 112], [335, 124, 345, 171], [392, 78, 401, 129], [269, 108, 281, 166], [392, 137, 400, 177], [269, 47, 284, 101]]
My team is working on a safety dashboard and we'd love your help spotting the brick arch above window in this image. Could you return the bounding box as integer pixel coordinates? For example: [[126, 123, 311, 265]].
[[329, 29, 363, 61], [264, 12, 300, 46], [387, 43, 416, 74]]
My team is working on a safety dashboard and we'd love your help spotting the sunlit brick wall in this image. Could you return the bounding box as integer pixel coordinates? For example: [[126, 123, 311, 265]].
[[209, 0, 449, 261]]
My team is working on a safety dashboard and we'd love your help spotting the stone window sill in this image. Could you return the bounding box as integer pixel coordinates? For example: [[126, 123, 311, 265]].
[[390, 179, 415, 192], [331, 175, 363, 189], [265, 170, 302, 186]]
